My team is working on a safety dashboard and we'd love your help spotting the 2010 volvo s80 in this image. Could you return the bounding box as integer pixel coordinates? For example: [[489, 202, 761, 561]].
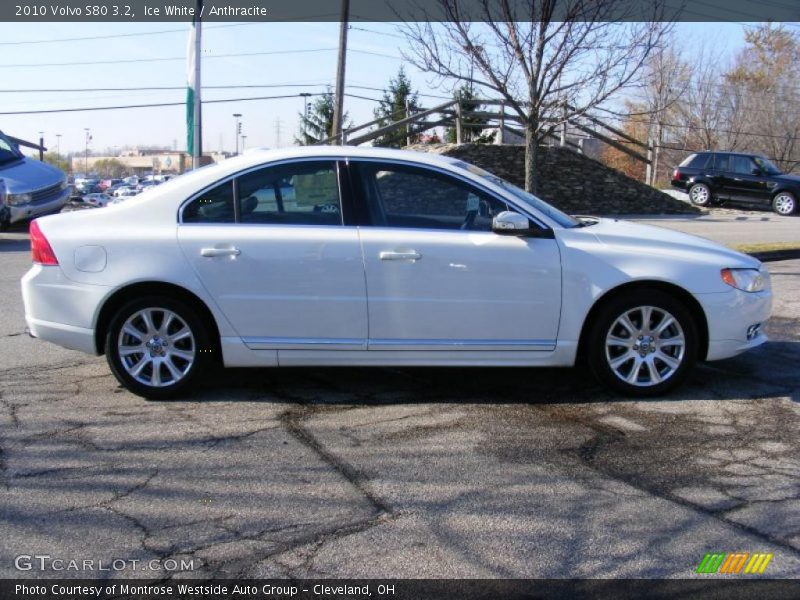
[[21, 147, 772, 399]]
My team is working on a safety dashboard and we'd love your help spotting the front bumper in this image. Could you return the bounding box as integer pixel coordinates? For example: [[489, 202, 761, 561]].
[[698, 287, 772, 361], [8, 188, 70, 224], [22, 263, 111, 355]]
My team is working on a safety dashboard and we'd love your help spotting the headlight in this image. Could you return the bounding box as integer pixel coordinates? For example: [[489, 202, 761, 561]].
[[721, 268, 767, 292], [7, 192, 32, 206], [59, 180, 68, 191]]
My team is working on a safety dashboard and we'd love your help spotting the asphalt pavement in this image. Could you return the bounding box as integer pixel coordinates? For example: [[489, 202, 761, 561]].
[[1, 229, 799, 579]]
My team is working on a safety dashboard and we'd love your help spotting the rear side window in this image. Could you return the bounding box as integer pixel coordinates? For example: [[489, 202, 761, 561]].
[[713, 154, 730, 172], [182, 181, 235, 223], [679, 153, 710, 169], [731, 155, 756, 175], [238, 160, 341, 226]]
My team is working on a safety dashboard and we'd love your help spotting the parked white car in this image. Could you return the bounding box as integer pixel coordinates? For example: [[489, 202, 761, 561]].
[[81, 193, 114, 207], [21, 147, 772, 399]]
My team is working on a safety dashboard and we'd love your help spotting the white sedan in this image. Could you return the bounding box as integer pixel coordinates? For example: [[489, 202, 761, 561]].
[[22, 147, 771, 399]]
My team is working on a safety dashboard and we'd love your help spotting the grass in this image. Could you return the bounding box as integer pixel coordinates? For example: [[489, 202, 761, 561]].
[[732, 241, 800, 254]]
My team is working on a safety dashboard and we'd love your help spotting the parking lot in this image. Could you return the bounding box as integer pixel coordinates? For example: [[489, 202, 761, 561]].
[[1, 226, 799, 579]]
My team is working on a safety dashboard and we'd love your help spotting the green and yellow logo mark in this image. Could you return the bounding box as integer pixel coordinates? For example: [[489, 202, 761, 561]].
[[697, 552, 773, 574]]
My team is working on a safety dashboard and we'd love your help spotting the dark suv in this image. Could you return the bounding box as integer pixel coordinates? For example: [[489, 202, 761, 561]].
[[671, 151, 798, 215]]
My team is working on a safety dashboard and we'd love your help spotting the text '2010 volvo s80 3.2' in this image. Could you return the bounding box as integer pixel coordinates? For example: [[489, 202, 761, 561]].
[[21, 147, 772, 399]]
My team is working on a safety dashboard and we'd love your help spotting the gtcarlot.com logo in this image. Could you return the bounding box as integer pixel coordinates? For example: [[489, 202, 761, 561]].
[[696, 552, 773, 575], [15, 555, 195, 572]]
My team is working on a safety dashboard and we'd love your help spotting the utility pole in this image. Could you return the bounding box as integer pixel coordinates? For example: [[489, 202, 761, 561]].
[[38, 131, 44, 161], [233, 113, 242, 155], [241, 135, 247, 151], [331, 0, 349, 145], [191, 0, 203, 169], [274, 118, 283, 148]]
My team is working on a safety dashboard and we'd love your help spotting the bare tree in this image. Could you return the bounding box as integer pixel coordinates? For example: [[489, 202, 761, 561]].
[[400, 0, 672, 192]]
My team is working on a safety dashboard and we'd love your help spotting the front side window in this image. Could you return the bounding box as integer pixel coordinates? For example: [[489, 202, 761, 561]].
[[182, 181, 235, 223], [0, 131, 23, 166], [238, 161, 341, 225], [753, 155, 782, 175], [357, 163, 509, 231]]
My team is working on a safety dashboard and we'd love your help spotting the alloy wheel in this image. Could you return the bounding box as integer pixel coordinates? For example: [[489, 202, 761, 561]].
[[604, 305, 686, 387], [117, 308, 196, 388], [774, 193, 795, 215]]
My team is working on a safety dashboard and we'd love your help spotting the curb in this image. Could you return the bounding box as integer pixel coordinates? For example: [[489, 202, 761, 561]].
[[747, 249, 800, 263]]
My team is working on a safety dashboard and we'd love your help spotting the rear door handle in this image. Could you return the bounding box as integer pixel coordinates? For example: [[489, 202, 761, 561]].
[[201, 247, 241, 258], [379, 250, 422, 261]]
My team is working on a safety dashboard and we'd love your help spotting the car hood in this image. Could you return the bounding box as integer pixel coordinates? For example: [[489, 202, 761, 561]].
[[0, 158, 65, 193], [774, 173, 800, 184], [580, 217, 760, 269]]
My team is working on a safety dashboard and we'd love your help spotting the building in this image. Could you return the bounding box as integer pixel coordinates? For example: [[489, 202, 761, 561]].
[[71, 150, 216, 176]]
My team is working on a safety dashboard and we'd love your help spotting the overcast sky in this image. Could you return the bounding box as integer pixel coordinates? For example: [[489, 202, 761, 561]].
[[0, 21, 754, 156]]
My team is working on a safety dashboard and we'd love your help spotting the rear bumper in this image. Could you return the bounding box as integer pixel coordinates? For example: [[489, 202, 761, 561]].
[[670, 179, 688, 191], [21, 263, 111, 355], [9, 188, 70, 224], [697, 288, 772, 361]]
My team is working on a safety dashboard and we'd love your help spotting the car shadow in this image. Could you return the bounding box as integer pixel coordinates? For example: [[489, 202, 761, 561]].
[[181, 340, 799, 406]]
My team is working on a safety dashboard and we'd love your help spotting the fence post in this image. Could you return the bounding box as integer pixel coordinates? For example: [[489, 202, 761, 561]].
[[645, 137, 653, 185], [341, 129, 348, 145], [560, 103, 568, 147], [405, 98, 411, 146], [497, 101, 505, 145], [455, 100, 463, 145], [39, 136, 44, 161]]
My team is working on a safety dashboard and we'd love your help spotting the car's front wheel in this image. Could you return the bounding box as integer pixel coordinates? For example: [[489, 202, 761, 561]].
[[688, 183, 712, 207], [106, 297, 211, 399], [772, 192, 796, 216], [587, 290, 698, 397]]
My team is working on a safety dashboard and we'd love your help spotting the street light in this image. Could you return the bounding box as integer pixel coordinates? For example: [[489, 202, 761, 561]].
[[84, 128, 91, 176], [232, 113, 242, 155]]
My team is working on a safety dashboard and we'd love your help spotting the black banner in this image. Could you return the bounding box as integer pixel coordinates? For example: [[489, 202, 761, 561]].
[[2, 0, 799, 23], [2, 580, 800, 600]]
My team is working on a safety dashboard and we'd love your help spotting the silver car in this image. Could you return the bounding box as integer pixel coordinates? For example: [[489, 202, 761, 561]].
[[0, 130, 69, 230]]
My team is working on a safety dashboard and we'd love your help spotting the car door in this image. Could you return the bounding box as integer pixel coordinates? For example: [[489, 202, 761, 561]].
[[724, 155, 772, 204], [177, 159, 368, 351], [351, 161, 561, 351], [710, 153, 732, 199]]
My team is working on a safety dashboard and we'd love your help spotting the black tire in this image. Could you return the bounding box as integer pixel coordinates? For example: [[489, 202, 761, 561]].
[[586, 289, 699, 397], [105, 296, 212, 399], [772, 191, 796, 216], [688, 183, 712, 207]]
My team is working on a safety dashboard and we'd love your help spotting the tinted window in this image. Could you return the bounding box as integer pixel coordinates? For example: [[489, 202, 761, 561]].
[[357, 163, 509, 231], [713, 154, 730, 172], [731, 155, 756, 175], [238, 161, 341, 226], [182, 181, 235, 223], [680, 153, 710, 169]]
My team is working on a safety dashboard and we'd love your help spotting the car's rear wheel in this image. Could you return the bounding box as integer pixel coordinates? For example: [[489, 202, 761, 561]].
[[772, 192, 796, 216], [688, 183, 712, 207], [106, 296, 211, 399], [587, 290, 698, 397]]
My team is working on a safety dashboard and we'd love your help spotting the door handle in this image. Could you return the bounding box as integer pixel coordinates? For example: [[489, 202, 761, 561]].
[[201, 247, 241, 258], [379, 250, 422, 261]]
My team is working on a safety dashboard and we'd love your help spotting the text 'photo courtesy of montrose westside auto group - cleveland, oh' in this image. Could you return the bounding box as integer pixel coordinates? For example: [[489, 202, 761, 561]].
[[1, 1, 800, 599]]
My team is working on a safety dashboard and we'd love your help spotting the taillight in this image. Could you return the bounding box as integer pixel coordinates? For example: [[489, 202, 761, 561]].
[[30, 220, 59, 265], [673, 168, 680, 179]]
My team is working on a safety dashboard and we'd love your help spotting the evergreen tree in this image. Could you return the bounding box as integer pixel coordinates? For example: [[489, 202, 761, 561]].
[[372, 67, 423, 148], [296, 87, 350, 145], [444, 85, 492, 144]]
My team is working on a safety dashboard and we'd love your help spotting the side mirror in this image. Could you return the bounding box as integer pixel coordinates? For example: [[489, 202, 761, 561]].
[[492, 211, 552, 238], [751, 167, 762, 176]]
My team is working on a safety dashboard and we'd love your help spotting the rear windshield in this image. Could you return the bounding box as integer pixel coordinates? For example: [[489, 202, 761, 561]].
[[679, 153, 710, 169]]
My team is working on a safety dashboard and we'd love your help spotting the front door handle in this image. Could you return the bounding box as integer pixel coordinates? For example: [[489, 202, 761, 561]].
[[379, 250, 422, 261], [201, 247, 241, 258]]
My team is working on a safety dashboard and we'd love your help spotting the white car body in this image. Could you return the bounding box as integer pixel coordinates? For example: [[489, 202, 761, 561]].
[[21, 147, 771, 395]]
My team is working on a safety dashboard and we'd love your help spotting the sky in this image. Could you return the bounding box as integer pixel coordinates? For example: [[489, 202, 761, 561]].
[[0, 20, 755, 157]]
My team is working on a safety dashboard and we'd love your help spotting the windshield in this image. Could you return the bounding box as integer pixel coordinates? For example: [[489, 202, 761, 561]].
[[0, 131, 23, 166], [753, 155, 782, 175], [454, 161, 580, 228]]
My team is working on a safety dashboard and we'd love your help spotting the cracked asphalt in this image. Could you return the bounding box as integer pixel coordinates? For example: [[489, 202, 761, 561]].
[[1, 228, 800, 580]]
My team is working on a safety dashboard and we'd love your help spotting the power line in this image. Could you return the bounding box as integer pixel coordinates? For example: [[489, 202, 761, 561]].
[[0, 22, 260, 46], [0, 93, 326, 115]]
